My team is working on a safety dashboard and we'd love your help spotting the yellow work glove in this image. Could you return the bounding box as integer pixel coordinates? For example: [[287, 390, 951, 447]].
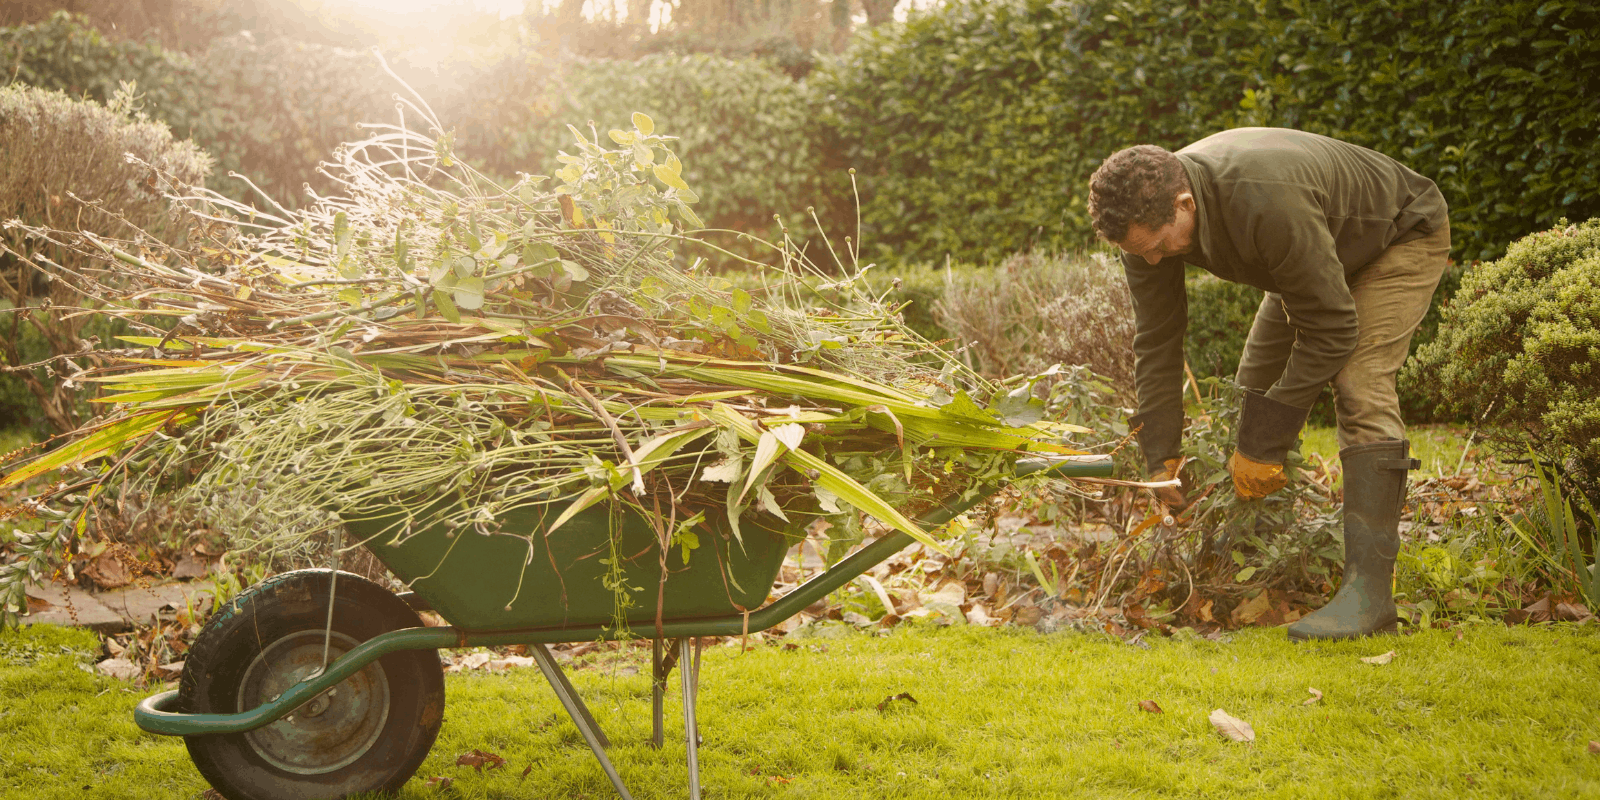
[[1150, 457, 1192, 511], [1229, 450, 1287, 500]]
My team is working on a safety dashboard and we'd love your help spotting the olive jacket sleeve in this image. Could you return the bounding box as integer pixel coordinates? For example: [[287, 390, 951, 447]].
[[1122, 252, 1188, 473]]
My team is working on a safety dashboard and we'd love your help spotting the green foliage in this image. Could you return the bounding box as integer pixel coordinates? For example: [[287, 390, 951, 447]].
[[1182, 273, 1261, 387], [0, 13, 392, 207], [461, 53, 823, 244], [0, 12, 205, 138], [810, 0, 1600, 265], [1412, 218, 1600, 492], [1506, 453, 1600, 609], [191, 33, 394, 204], [1170, 379, 1342, 596]]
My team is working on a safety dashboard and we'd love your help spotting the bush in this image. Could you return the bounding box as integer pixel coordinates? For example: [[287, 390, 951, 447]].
[[927, 251, 1136, 396], [811, 0, 1600, 265], [1, 13, 392, 208], [0, 82, 210, 433], [861, 252, 1451, 429], [1410, 218, 1600, 497]]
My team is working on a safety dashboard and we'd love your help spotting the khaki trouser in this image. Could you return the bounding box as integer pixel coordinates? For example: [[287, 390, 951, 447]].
[[1235, 222, 1452, 450]]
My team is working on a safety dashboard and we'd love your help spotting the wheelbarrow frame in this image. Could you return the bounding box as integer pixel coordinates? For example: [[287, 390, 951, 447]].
[[135, 455, 1113, 798]]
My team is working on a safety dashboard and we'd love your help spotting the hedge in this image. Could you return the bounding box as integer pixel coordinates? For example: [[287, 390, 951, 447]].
[[8, 4, 1595, 265], [811, 0, 1600, 265]]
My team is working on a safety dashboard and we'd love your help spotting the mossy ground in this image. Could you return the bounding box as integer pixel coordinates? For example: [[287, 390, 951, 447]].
[[2, 621, 1596, 799]]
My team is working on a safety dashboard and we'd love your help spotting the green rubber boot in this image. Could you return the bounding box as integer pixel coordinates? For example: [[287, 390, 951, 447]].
[[1287, 439, 1419, 642]]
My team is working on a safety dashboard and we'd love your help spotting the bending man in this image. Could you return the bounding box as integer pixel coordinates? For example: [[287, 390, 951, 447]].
[[1087, 127, 1450, 641]]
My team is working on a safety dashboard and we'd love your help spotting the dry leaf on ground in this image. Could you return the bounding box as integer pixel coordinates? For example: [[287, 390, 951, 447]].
[[1139, 700, 1163, 713], [455, 749, 506, 773], [1304, 687, 1323, 705], [95, 658, 140, 681], [1231, 592, 1271, 626], [1209, 708, 1255, 743], [876, 692, 918, 712], [1361, 650, 1396, 665], [423, 776, 453, 789], [1589, 741, 1600, 755]]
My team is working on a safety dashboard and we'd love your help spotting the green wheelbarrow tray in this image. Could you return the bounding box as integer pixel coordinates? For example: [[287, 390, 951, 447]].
[[347, 490, 794, 633], [134, 455, 1113, 798]]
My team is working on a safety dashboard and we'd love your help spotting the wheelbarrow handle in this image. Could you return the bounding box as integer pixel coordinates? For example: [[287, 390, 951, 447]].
[[1013, 455, 1116, 480]]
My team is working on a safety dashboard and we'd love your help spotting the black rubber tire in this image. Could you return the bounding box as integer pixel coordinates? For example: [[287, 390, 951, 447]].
[[178, 569, 444, 800]]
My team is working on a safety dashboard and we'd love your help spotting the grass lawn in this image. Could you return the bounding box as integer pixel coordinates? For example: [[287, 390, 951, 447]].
[[3, 622, 1597, 799], [1300, 424, 1489, 482]]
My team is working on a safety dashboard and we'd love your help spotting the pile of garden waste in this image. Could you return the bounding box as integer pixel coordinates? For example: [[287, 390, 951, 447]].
[[0, 105, 1107, 626]]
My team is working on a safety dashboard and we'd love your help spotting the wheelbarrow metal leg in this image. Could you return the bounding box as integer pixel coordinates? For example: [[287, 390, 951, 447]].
[[680, 637, 701, 800], [651, 637, 683, 750], [531, 644, 632, 800], [535, 643, 609, 748]]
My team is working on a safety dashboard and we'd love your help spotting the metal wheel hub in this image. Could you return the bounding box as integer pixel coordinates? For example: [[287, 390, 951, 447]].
[[239, 630, 390, 775]]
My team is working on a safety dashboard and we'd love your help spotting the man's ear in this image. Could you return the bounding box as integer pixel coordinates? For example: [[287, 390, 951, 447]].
[[1175, 192, 1196, 214]]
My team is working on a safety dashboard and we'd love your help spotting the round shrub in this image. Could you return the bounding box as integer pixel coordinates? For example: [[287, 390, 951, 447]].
[[1411, 218, 1600, 486]]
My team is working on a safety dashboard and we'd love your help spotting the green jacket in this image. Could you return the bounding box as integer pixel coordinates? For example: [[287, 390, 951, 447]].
[[1124, 127, 1448, 470]]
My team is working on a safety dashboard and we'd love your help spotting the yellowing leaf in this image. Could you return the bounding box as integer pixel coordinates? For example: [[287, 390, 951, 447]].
[[1209, 709, 1255, 743], [653, 164, 691, 192], [632, 111, 654, 136], [700, 457, 742, 483], [1360, 650, 1396, 666]]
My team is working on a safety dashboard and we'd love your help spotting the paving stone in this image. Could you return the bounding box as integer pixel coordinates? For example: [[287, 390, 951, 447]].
[[22, 581, 128, 633], [96, 580, 215, 626]]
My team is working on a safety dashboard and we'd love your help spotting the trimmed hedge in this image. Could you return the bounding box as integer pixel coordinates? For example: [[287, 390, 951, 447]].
[[811, 0, 1600, 265]]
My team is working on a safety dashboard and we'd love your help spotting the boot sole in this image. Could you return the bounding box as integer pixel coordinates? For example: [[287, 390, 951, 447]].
[[1287, 620, 1398, 642]]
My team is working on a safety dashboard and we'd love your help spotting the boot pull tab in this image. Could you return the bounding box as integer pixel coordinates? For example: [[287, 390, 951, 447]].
[[1376, 457, 1421, 471]]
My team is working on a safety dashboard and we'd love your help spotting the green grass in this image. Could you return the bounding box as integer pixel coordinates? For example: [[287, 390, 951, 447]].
[[1300, 424, 1485, 481], [3, 622, 1598, 799]]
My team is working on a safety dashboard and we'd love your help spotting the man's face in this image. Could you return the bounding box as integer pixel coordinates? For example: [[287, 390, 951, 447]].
[[1116, 192, 1197, 266]]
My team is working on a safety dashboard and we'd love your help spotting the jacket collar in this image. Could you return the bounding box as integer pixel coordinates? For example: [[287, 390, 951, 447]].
[[1176, 154, 1214, 269]]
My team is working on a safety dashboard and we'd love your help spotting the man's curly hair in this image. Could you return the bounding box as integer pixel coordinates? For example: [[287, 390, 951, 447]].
[[1088, 145, 1190, 243]]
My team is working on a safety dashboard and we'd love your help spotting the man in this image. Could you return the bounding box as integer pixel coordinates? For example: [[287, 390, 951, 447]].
[[1087, 128, 1451, 641]]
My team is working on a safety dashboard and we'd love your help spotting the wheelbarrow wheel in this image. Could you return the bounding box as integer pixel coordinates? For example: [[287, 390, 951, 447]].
[[178, 569, 444, 800]]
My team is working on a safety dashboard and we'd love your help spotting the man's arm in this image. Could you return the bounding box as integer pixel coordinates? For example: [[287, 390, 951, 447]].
[[1122, 252, 1188, 473], [1239, 186, 1359, 409]]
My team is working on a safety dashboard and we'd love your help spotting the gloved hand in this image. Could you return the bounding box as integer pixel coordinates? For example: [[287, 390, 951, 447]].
[[1228, 450, 1286, 499], [1150, 457, 1192, 511], [1231, 389, 1310, 501]]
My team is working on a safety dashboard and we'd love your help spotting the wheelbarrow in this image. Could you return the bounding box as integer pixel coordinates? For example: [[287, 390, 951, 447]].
[[134, 455, 1113, 799]]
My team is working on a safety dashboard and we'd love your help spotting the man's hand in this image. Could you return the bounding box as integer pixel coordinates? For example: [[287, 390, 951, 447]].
[[1231, 390, 1308, 501], [1150, 457, 1191, 511], [1229, 450, 1287, 499]]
